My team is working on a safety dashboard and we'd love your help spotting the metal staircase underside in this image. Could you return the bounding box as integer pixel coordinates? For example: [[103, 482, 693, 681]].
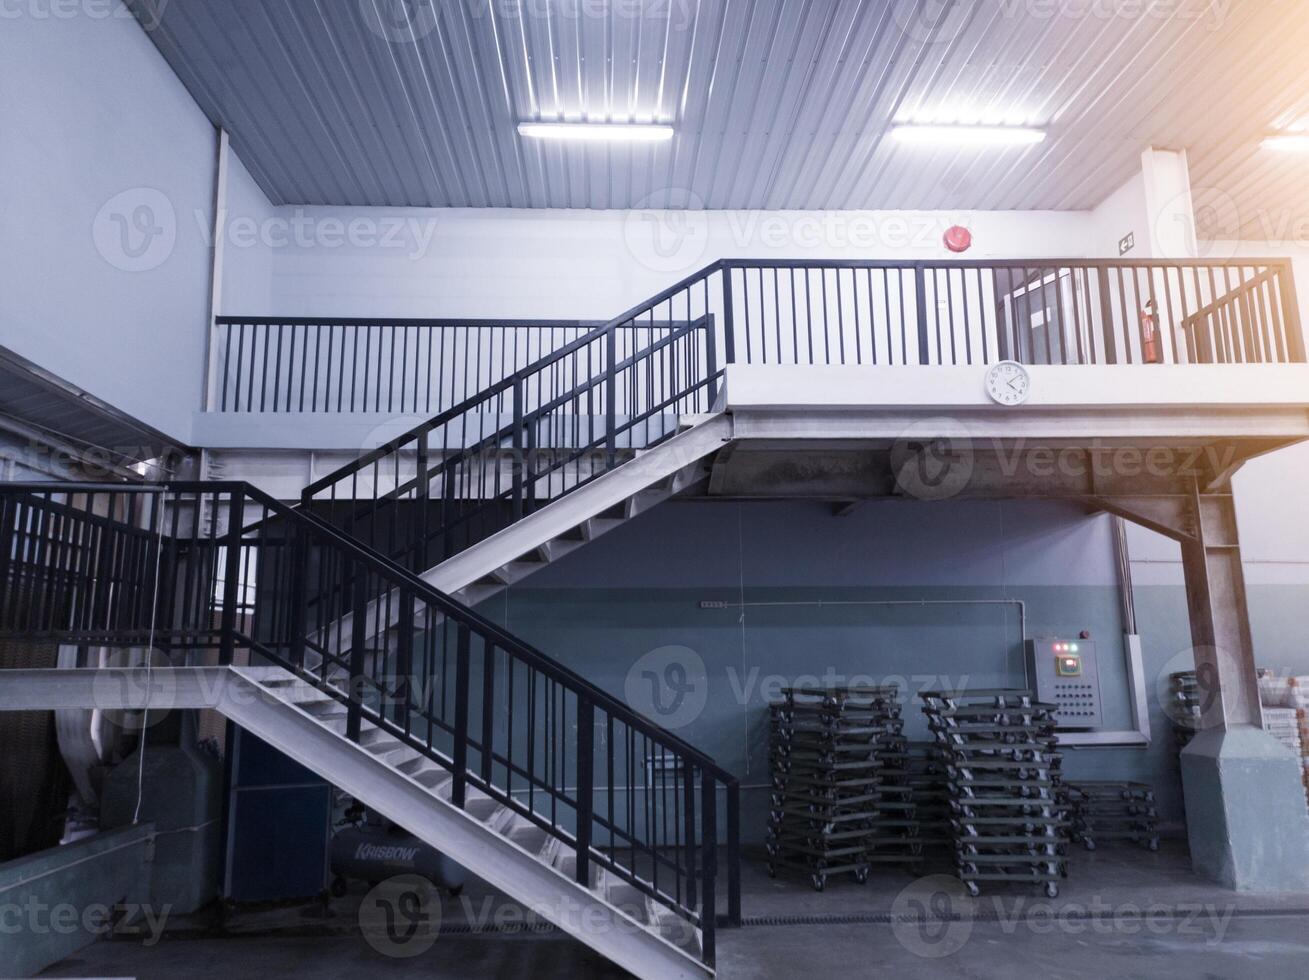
[[433, 413, 731, 606], [0, 666, 711, 979]]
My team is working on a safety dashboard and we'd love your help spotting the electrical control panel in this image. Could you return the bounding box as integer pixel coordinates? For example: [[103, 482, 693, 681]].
[[1025, 638, 1104, 730]]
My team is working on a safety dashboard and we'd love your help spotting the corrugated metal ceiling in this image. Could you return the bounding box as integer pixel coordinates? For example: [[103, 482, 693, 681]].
[[130, 0, 1309, 236]]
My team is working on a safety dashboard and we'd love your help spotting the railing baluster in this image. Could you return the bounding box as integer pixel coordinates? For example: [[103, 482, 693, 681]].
[[219, 489, 244, 665], [701, 771, 717, 967], [915, 264, 930, 365], [576, 697, 594, 886], [452, 622, 470, 808], [346, 558, 369, 743], [1279, 262, 1306, 362]]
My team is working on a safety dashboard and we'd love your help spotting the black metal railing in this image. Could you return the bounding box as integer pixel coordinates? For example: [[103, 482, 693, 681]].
[[0, 481, 740, 967], [720, 258, 1304, 367], [300, 266, 727, 569], [211, 317, 700, 414], [302, 257, 1303, 572]]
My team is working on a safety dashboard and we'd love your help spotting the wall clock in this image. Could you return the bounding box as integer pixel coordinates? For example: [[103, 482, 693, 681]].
[[985, 360, 1031, 406]]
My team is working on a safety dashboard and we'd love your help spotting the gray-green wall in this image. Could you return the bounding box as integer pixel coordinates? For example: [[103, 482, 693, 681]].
[[474, 496, 1309, 843]]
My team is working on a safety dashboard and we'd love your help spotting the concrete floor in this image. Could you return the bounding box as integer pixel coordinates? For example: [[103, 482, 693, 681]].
[[40, 842, 1309, 980]]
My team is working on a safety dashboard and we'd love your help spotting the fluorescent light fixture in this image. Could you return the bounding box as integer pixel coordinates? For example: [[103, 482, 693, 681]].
[[891, 124, 1047, 146], [1263, 134, 1309, 152], [517, 122, 674, 143]]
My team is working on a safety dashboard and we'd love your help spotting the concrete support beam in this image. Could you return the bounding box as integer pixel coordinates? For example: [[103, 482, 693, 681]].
[[1179, 490, 1260, 729], [1094, 482, 1309, 892]]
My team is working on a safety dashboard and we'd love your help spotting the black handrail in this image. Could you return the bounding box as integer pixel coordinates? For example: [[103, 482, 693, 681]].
[[212, 315, 695, 414], [302, 262, 728, 569], [0, 480, 741, 966]]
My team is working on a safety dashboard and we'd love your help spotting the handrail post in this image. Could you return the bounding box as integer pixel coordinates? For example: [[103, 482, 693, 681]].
[[915, 264, 931, 365], [704, 311, 719, 410], [604, 327, 617, 470], [720, 267, 736, 365], [451, 623, 470, 808], [683, 762, 697, 911], [511, 380, 524, 520], [396, 589, 414, 733], [0, 496, 13, 610], [288, 516, 308, 670], [1278, 261, 1306, 362], [575, 697, 594, 886], [700, 772, 717, 968], [726, 780, 741, 927], [1097, 266, 1118, 364], [218, 488, 244, 666], [346, 560, 368, 743], [415, 432, 430, 572]]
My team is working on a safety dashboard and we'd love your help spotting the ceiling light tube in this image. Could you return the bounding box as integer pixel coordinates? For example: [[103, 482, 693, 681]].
[[1262, 134, 1309, 152], [891, 124, 1047, 146], [517, 122, 674, 143]]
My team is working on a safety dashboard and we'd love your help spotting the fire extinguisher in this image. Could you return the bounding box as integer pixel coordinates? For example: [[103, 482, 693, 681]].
[[1140, 300, 1161, 364]]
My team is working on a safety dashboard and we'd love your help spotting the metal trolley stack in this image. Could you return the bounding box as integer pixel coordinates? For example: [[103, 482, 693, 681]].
[[1167, 670, 1203, 749], [903, 742, 955, 856], [860, 703, 924, 868], [920, 689, 1070, 898], [766, 686, 900, 891], [1065, 781, 1160, 851]]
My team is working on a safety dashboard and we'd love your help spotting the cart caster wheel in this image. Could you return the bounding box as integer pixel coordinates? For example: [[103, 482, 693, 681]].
[[330, 876, 349, 899], [446, 885, 464, 898], [855, 868, 870, 885], [1045, 883, 1059, 899], [964, 881, 981, 898], [1147, 839, 1160, 852], [1084, 840, 1096, 851], [767, 864, 777, 879], [811, 875, 826, 892]]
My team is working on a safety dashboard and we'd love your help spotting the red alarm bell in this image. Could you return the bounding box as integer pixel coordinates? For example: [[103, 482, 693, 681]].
[[944, 225, 973, 253]]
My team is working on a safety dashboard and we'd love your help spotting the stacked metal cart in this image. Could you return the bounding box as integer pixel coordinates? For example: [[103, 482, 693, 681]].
[[861, 707, 925, 868], [766, 685, 901, 891], [920, 689, 1069, 898], [1167, 670, 1203, 750], [1065, 781, 1160, 851]]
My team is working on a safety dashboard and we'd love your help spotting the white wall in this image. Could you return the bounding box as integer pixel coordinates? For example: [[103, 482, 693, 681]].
[[1090, 171, 1150, 260], [217, 190, 1100, 321], [0, 1, 217, 444]]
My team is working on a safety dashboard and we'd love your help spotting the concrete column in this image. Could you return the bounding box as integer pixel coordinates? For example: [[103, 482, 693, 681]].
[[1141, 147, 1199, 259], [1176, 489, 1309, 891]]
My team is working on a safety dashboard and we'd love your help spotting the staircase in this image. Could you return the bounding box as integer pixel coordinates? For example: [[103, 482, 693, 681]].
[[237, 667, 711, 978], [0, 261, 741, 980], [430, 414, 729, 608]]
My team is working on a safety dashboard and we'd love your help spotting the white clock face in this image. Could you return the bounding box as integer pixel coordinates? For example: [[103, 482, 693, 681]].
[[985, 360, 1031, 406]]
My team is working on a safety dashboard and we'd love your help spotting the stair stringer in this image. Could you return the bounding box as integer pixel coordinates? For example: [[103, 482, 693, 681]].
[[315, 413, 731, 651], [427, 412, 732, 600]]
